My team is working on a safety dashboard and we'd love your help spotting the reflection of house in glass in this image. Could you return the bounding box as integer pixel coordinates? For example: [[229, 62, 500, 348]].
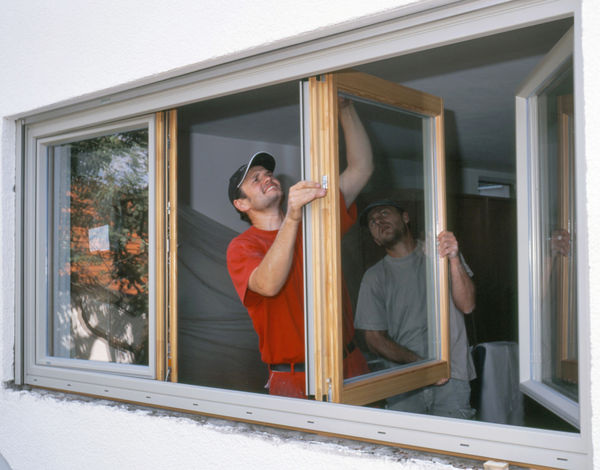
[[51, 130, 149, 366]]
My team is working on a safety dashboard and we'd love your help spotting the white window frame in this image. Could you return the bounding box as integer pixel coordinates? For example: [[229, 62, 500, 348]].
[[16, 0, 590, 468], [25, 116, 157, 379], [516, 28, 580, 427]]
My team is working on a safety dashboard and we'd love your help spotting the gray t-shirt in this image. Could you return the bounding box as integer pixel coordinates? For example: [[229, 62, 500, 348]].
[[355, 241, 476, 381]]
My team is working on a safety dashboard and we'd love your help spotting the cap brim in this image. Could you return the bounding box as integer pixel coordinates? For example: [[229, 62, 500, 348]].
[[236, 152, 276, 189]]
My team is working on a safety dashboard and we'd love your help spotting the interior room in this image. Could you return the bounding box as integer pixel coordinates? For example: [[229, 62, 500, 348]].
[[174, 17, 575, 432]]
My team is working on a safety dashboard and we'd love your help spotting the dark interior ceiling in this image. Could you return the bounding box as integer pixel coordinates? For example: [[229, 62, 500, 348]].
[[357, 18, 573, 173], [182, 17, 573, 175]]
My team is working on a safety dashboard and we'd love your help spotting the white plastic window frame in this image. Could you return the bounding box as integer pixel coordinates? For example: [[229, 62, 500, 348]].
[[516, 28, 580, 428], [24, 116, 157, 380], [15, 1, 590, 467]]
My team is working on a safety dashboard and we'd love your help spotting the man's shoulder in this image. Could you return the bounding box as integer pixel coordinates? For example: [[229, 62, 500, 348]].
[[361, 258, 386, 282], [227, 226, 279, 258], [230, 226, 256, 242], [228, 227, 251, 246], [227, 227, 262, 254]]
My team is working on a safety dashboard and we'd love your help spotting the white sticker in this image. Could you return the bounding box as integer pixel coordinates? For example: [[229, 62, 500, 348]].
[[89, 225, 110, 252]]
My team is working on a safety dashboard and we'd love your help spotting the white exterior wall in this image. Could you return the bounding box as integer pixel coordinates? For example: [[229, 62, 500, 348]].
[[581, 1, 600, 467], [1, 1, 599, 469]]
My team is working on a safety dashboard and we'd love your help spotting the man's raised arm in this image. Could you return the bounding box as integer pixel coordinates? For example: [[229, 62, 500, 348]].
[[338, 99, 374, 207]]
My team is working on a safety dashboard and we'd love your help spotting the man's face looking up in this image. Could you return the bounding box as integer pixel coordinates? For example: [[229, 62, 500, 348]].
[[367, 205, 409, 249], [237, 165, 283, 212]]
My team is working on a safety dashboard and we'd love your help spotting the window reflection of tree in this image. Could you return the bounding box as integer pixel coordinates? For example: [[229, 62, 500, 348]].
[[62, 129, 149, 364]]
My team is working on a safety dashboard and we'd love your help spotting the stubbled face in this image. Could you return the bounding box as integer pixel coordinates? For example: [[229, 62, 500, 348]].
[[367, 206, 408, 249], [237, 165, 283, 212]]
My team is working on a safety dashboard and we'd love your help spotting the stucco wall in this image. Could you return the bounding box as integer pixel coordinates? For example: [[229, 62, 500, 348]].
[[1, 387, 477, 470], [581, 0, 600, 465], [1, 1, 599, 469]]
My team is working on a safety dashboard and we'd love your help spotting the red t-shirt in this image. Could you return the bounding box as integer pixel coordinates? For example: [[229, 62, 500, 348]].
[[227, 193, 357, 365]]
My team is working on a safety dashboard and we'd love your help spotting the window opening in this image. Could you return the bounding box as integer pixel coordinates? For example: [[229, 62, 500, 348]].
[[174, 83, 301, 392], [166, 17, 579, 433]]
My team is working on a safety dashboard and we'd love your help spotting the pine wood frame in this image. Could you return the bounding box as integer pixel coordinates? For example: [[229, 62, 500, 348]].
[[308, 71, 449, 405], [155, 109, 178, 382], [167, 110, 179, 383]]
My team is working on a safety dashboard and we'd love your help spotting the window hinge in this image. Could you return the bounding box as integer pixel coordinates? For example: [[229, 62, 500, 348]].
[[166, 201, 171, 255], [165, 366, 171, 382], [326, 377, 332, 402]]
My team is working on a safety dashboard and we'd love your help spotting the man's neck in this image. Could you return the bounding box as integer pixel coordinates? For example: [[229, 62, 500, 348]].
[[249, 207, 285, 231], [386, 235, 417, 258]]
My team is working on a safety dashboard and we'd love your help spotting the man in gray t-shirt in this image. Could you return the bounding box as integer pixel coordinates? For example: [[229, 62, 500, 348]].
[[355, 199, 476, 419]]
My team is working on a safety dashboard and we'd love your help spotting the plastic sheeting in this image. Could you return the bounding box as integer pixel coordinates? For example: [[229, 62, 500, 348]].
[[177, 205, 268, 393], [471, 342, 524, 425]]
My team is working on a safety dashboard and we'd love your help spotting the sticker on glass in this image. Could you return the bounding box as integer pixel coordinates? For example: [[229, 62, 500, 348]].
[[88, 225, 110, 252]]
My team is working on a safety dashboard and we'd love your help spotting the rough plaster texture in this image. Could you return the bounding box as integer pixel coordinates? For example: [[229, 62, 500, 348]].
[[0, 387, 479, 470], [581, 1, 600, 466], [0, 0, 414, 117], [0, 119, 15, 384], [1, 0, 599, 469]]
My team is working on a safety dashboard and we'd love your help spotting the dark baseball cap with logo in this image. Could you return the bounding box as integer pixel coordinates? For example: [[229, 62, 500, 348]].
[[228, 152, 276, 205]]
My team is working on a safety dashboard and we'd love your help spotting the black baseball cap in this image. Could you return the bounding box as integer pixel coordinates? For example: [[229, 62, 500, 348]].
[[359, 199, 405, 226], [228, 152, 276, 205]]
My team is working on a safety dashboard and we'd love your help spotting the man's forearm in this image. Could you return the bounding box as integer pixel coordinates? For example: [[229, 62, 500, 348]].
[[247, 215, 300, 297], [248, 180, 326, 297], [449, 257, 476, 314], [365, 330, 421, 364]]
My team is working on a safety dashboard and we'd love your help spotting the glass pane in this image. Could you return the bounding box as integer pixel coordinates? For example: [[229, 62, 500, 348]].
[[538, 60, 577, 401], [340, 94, 438, 390], [48, 128, 150, 365], [176, 83, 300, 393]]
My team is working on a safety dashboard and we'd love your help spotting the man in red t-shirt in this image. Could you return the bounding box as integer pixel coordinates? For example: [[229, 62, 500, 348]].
[[226, 101, 372, 398]]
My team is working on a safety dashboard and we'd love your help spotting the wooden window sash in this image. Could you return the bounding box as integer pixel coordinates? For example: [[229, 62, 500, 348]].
[[167, 110, 179, 383], [155, 109, 178, 382], [308, 71, 449, 405], [308, 75, 343, 402]]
